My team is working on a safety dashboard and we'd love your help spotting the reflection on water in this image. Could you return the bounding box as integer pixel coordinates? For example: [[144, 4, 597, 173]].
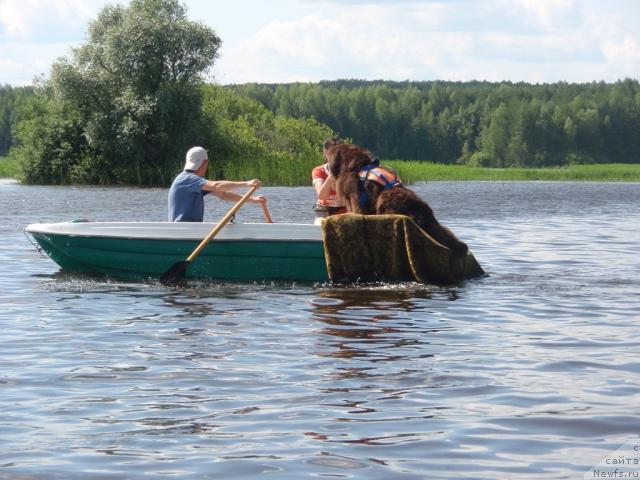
[[1, 182, 640, 479], [310, 288, 438, 364]]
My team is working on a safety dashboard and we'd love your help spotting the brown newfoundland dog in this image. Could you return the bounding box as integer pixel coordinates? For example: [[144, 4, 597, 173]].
[[325, 143, 469, 257]]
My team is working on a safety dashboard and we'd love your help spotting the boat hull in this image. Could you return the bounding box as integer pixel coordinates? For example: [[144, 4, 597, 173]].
[[26, 222, 329, 282]]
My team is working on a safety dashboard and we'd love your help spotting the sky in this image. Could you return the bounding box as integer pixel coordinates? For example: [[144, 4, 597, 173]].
[[1, 0, 639, 86]]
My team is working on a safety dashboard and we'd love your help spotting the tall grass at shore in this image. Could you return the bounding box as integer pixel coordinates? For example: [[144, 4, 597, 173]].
[[4, 153, 639, 184], [388, 162, 640, 183], [221, 153, 320, 186], [0, 156, 19, 178], [227, 159, 640, 185]]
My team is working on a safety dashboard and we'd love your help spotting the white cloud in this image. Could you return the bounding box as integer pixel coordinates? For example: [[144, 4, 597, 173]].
[[0, 0, 96, 41], [214, 0, 639, 84], [515, 0, 581, 30], [474, 32, 603, 63], [602, 37, 640, 74], [1, 0, 639, 85], [215, 7, 388, 83], [0, 0, 104, 84], [0, 40, 73, 85]]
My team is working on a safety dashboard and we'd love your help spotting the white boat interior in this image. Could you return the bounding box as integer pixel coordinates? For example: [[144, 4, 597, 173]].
[[25, 221, 324, 242]]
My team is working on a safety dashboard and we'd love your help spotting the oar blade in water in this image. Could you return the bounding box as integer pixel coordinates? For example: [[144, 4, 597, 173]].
[[160, 260, 190, 286]]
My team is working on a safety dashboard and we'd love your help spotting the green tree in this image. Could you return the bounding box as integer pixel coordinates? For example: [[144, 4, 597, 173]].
[[15, 0, 220, 185], [201, 85, 333, 185], [0, 85, 34, 157], [479, 103, 511, 167]]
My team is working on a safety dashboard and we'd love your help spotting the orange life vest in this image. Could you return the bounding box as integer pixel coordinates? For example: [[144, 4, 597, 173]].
[[358, 165, 401, 189], [357, 161, 401, 208]]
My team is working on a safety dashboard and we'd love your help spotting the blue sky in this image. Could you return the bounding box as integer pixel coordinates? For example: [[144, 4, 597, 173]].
[[1, 0, 639, 86]]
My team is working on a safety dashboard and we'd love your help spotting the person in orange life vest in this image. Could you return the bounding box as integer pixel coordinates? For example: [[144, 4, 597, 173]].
[[312, 137, 347, 218]]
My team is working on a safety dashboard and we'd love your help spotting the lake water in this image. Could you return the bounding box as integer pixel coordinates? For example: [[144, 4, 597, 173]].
[[1, 180, 639, 479]]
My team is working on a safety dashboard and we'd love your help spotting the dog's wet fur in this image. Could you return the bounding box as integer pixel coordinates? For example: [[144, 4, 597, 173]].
[[325, 143, 469, 257]]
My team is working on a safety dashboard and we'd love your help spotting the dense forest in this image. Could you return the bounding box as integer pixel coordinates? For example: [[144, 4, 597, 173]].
[[5, 77, 639, 185], [231, 79, 640, 167], [0, 0, 638, 186], [0, 85, 33, 157]]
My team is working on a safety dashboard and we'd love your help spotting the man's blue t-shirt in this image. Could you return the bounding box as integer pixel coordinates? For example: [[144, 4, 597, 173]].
[[168, 171, 209, 222]]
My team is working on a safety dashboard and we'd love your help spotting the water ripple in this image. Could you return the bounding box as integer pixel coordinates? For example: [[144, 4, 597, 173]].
[[2, 182, 640, 479]]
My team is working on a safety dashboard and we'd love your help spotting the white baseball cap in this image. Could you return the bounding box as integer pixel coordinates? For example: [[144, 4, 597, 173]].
[[184, 146, 208, 170]]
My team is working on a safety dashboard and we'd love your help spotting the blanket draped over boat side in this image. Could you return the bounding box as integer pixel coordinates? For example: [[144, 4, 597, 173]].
[[321, 214, 485, 284]]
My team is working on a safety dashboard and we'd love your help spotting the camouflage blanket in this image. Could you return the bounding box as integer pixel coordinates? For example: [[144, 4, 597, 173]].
[[321, 213, 484, 284]]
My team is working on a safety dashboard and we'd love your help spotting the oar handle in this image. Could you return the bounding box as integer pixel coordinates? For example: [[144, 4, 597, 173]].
[[186, 184, 259, 263], [261, 202, 273, 223]]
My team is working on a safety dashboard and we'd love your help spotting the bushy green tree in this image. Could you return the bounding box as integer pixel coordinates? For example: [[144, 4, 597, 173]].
[[15, 96, 93, 184], [15, 0, 220, 185], [201, 85, 333, 185]]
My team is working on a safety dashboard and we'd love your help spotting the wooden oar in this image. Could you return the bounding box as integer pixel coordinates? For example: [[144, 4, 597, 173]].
[[261, 202, 273, 223], [160, 185, 259, 285]]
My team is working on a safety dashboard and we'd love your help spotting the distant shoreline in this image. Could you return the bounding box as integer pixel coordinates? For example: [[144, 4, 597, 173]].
[[2, 158, 639, 184], [388, 162, 640, 183]]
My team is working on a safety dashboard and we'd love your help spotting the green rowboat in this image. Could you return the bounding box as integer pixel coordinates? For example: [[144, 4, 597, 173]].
[[25, 221, 328, 281], [26, 217, 485, 283]]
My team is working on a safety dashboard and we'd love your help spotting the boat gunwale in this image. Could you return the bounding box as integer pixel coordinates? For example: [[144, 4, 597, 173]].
[[28, 232, 322, 244], [25, 221, 324, 243]]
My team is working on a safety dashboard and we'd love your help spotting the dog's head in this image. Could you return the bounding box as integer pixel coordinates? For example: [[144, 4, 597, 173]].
[[325, 144, 375, 177]]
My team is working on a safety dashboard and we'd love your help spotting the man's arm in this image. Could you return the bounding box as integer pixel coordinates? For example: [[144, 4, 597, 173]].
[[203, 179, 266, 205]]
